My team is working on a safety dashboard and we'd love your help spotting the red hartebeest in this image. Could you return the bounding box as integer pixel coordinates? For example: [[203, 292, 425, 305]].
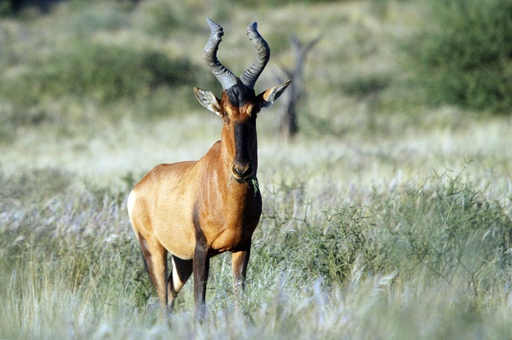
[[127, 19, 290, 321]]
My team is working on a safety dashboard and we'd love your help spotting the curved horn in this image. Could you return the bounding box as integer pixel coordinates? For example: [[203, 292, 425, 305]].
[[204, 18, 237, 90], [240, 22, 270, 89]]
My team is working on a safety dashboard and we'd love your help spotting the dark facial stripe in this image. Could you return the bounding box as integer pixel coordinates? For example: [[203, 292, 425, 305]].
[[234, 122, 250, 163]]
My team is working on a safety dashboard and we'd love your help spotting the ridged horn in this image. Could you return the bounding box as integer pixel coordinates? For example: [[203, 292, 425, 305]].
[[240, 22, 270, 89], [204, 18, 237, 90]]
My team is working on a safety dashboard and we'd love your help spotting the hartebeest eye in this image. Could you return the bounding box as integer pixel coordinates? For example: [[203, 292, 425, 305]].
[[222, 112, 230, 125]]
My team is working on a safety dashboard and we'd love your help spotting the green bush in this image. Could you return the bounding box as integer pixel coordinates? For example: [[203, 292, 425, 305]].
[[403, 0, 512, 114], [371, 175, 512, 293], [1, 42, 196, 104], [234, 0, 345, 6], [256, 172, 512, 293], [257, 204, 373, 286], [140, 0, 198, 36]]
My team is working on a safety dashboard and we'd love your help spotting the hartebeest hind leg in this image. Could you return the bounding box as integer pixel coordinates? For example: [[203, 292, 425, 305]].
[[140, 237, 193, 311], [137, 235, 169, 308]]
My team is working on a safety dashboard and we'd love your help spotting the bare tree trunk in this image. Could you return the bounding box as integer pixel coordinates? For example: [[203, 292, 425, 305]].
[[278, 36, 320, 141], [280, 98, 298, 139]]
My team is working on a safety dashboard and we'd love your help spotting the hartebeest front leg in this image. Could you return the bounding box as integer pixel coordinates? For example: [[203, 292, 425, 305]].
[[232, 240, 251, 297], [136, 234, 169, 308], [193, 240, 210, 322]]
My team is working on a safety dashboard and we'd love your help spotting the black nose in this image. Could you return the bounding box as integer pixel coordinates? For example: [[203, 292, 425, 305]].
[[232, 162, 253, 181]]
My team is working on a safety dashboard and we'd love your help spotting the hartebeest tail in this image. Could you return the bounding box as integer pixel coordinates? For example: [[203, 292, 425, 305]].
[[127, 18, 290, 321]]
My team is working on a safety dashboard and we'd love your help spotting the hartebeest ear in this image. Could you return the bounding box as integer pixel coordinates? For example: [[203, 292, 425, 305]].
[[257, 80, 291, 108], [194, 87, 223, 116]]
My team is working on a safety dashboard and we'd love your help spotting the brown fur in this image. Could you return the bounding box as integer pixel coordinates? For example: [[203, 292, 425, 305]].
[[127, 86, 290, 320], [127, 21, 290, 321]]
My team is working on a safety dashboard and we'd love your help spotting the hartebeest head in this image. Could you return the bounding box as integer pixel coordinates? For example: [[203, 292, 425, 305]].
[[194, 19, 291, 183]]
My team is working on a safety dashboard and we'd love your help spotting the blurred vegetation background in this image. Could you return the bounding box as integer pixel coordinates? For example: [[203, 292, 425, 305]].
[[1, 0, 512, 338], [1, 0, 511, 141], [403, 0, 512, 114]]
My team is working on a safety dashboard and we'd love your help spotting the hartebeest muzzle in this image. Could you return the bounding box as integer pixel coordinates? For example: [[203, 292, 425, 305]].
[[232, 161, 253, 182]]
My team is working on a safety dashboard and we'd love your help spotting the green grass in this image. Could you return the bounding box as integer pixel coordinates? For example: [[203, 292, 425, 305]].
[[1, 0, 512, 338], [1, 167, 512, 338]]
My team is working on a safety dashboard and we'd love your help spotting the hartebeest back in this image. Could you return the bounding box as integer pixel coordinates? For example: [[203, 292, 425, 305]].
[[127, 19, 290, 320]]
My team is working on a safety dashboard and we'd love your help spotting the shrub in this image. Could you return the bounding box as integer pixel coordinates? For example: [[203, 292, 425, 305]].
[[369, 173, 512, 294], [235, 0, 345, 6], [255, 171, 512, 294], [140, 0, 198, 36], [1, 42, 196, 104], [257, 204, 374, 286], [403, 0, 512, 114]]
